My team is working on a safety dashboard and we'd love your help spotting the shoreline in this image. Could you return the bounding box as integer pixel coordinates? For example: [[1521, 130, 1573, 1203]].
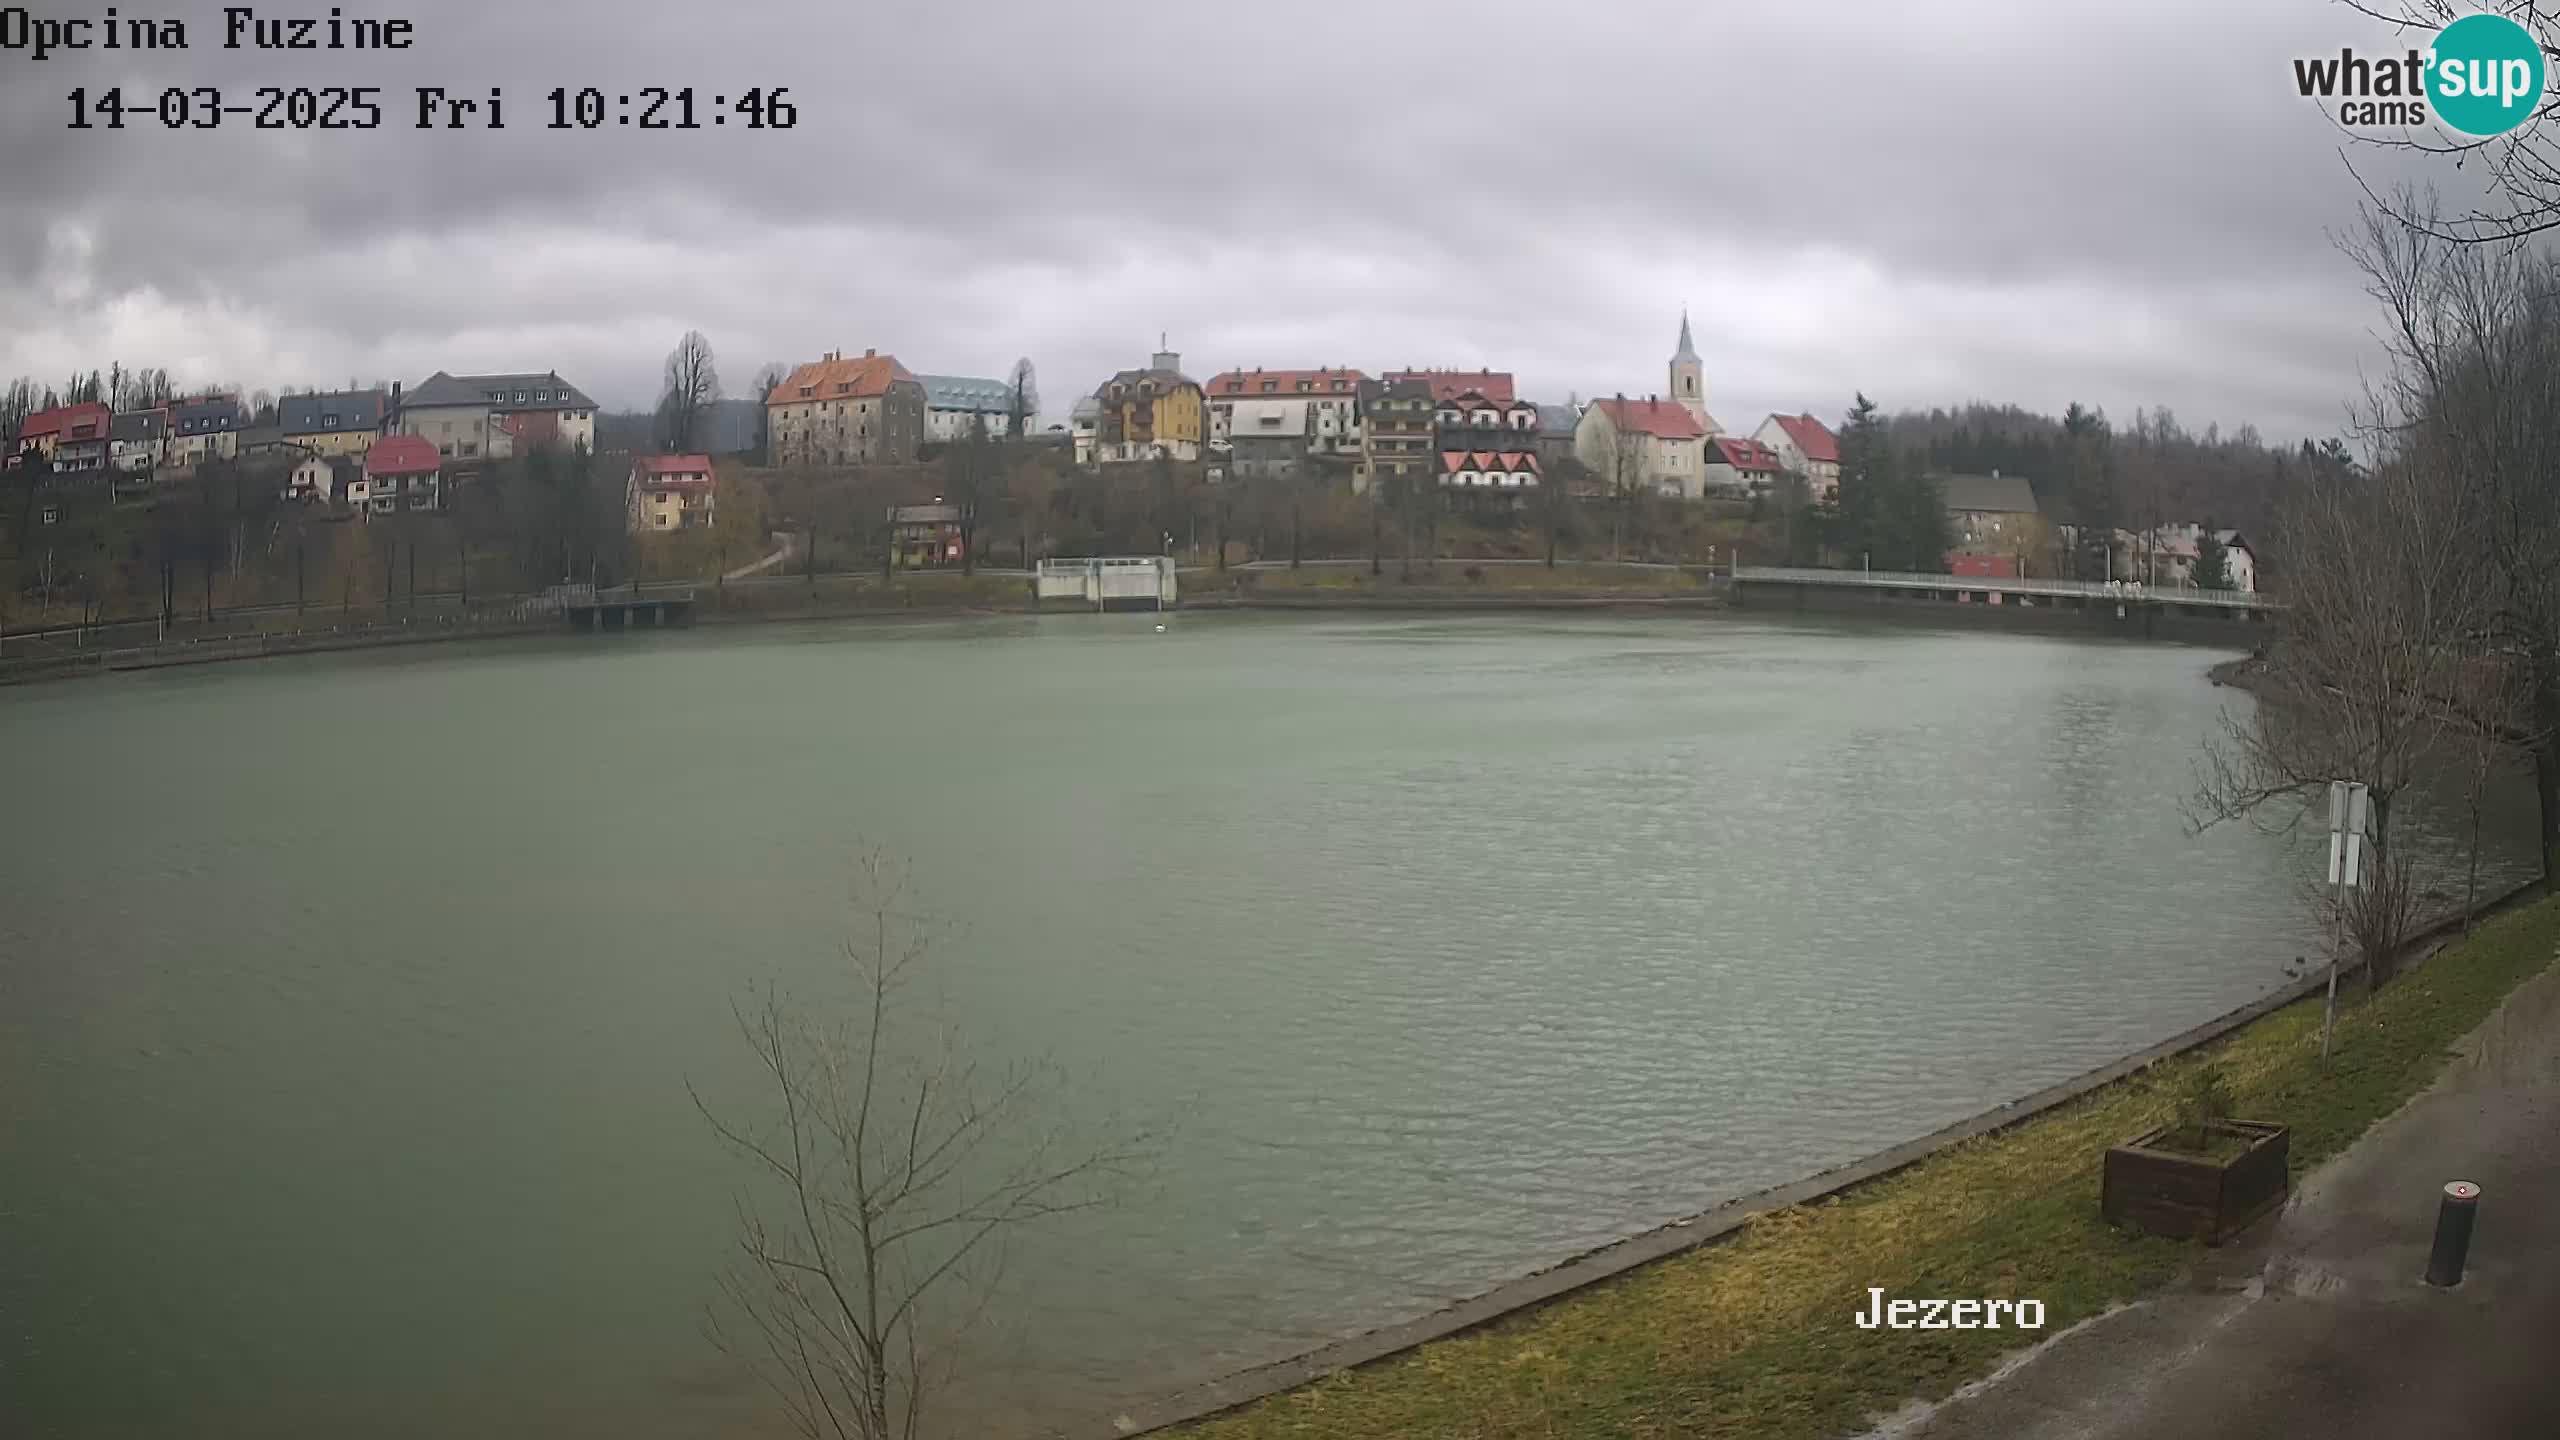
[[1085, 875, 2545, 1439], [0, 582, 1723, 687], [3, 573, 2271, 689]]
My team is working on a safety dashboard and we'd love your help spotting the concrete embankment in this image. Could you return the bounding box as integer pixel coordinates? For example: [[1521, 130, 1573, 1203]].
[[1735, 578, 2272, 647]]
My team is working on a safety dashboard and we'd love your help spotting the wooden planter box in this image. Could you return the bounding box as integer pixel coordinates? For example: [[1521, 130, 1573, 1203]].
[[2101, 1121, 2289, 1244]]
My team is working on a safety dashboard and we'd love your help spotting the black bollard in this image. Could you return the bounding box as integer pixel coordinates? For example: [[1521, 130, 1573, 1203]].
[[2424, 1181, 2480, 1288]]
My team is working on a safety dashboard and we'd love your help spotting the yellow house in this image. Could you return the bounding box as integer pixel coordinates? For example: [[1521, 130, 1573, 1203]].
[[280, 389, 388, 457], [627, 454, 717, 534], [1091, 342, 1204, 464]]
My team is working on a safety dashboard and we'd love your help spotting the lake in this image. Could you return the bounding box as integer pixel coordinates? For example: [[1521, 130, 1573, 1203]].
[[1, 611, 2535, 1437]]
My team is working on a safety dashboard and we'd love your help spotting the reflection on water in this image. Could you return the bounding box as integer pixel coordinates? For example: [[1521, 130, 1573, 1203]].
[[0, 613, 2536, 1438]]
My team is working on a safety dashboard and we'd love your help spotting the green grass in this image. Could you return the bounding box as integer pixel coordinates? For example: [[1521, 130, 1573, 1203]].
[[702, 572, 1034, 618], [1178, 894, 2560, 1440]]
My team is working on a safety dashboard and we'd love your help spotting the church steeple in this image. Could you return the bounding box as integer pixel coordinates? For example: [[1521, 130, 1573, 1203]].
[[1670, 309, 1707, 427]]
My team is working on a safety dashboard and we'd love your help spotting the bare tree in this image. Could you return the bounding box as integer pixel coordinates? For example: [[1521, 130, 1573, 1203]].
[[659, 330, 724, 455], [2345, 192, 2560, 877], [691, 852, 1144, 1440], [1004, 359, 1038, 445], [751, 363, 789, 466], [1597, 396, 1650, 564], [2188, 391, 2491, 993], [942, 413, 994, 576], [2333, 1, 2560, 243]]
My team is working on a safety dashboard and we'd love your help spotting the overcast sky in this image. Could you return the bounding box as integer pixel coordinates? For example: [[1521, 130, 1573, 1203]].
[[0, 0, 2489, 441]]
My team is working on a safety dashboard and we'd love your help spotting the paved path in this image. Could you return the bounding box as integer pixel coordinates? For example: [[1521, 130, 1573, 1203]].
[[1878, 947, 2560, 1440], [722, 539, 796, 581]]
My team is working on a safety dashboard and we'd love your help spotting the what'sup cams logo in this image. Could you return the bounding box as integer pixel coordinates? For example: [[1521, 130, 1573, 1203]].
[[2295, 10, 2549, 135]]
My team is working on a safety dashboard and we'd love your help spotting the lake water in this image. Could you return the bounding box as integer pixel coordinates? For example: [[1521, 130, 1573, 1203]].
[[1, 611, 2535, 1438]]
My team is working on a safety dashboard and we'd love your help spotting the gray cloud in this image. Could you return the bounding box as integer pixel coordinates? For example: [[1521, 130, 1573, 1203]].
[[0, 0, 2504, 441]]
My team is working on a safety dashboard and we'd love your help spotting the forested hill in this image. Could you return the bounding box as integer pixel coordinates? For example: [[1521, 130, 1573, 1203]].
[[1885, 401, 2340, 551]]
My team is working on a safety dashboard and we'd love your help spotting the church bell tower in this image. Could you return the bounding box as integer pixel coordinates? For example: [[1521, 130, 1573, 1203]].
[[1670, 310, 1707, 428]]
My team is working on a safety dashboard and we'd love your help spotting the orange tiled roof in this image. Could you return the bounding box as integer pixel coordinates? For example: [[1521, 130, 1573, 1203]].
[[1205, 367, 1367, 397], [767, 352, 916, 407]]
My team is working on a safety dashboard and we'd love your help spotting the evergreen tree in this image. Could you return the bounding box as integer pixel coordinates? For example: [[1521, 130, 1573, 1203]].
[[1896, 469, 1951, 572], [1836, 393, 1893, 568], [2192, 528, 2231, 590], [2059, 401, 2117, 579]]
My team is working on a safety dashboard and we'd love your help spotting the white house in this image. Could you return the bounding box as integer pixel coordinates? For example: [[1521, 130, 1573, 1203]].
[[1703, 435, 1785, 498], [1753, 413, 1841, 500], [1575, 395, 1709, 498], [917, 374, 1017, 445], [2129, 523, 2258, 592], [111, 410, 165, 474], [391, 370, 597, 462], [1203, 368, 1367, 455], [284, 454, 357, 504]]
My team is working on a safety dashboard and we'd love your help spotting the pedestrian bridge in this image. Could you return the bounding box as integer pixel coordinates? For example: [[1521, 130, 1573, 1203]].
[[1733, 566, 2278, 616], [556, 584, 699, 630], [1036, 557, 1177, 610]]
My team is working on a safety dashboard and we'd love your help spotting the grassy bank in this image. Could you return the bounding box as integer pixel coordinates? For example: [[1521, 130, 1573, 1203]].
[[1176, 893, 2560, 1440], [699, 571, 1034, 619]]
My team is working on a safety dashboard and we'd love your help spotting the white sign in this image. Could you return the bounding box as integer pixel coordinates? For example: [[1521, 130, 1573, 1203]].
[[2327, 780, 2370, 888]]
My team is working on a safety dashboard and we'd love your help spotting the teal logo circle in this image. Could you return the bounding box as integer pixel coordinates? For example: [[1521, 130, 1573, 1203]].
[[2430, 13, 2546, 136]]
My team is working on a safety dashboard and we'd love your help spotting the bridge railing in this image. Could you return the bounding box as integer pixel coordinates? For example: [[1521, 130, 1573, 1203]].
[[1731, 565, 2275, 610]]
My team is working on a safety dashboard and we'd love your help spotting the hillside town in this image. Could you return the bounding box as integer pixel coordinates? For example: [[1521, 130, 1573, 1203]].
[[0, 313, 2260, 602]]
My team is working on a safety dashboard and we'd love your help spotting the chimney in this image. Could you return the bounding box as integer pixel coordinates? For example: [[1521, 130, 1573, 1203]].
[[864, 348, 876, 359]]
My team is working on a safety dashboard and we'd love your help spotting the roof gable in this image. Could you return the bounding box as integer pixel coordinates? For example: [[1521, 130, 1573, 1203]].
[[1206, 367, 1367, 397], [1384, 369, 1515, 404], [365, 434, 442, 475], [916, 374, 1014, 410], [1934, 471, 2040, 515], [408, 371, 597, 412], [17, 402, 112, 440], [1710, 436, 1781, 470], [1594, 396, 1706, 440], [767, 353, 919, 406], [1769, 412, 1840, 464], [281, 390, 386, 434]]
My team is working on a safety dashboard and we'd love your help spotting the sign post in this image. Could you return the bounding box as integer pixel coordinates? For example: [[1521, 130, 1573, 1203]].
[[2322, 780, 2369, 1058]]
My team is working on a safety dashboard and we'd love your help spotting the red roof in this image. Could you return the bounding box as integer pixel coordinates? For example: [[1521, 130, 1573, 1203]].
[[767, 351, 915, 406], [16, 402, 112, 444], [365, 435, 441, 476], [1440, 449, 1540, 473], [633, 454, 715, 491], [1384, 369, 1515, 404], [1769, 413, 1839, 464], [1205, 367, 1367, 397], [1593, 396, 1706, 441], [1710, 436, 1782, 472]]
